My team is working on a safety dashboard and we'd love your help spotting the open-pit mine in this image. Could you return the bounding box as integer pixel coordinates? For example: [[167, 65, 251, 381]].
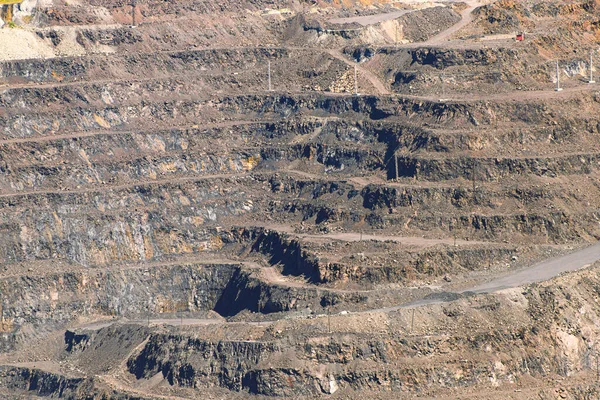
[[3, 0, 600, 399]]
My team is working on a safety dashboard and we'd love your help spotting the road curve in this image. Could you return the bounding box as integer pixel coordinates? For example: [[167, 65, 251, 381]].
[[422, 0, 480, 46], [392, 241, 600, 310], [466, 241, 600, 293]]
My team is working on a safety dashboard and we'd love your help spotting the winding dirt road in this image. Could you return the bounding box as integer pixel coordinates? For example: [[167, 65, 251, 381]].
[[466, 242, 600, 293], [389, 241, 600, 310], [422, 0, 480, 46], [324, 0, 482, 95], [325, 48, 391, 95]]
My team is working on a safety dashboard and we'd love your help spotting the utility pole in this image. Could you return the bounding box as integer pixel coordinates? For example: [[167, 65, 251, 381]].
[[590, 50, 596, 84], [354, 65, 359, 96], [472, 163, 477, 199], [555, 60, 563, 92], [440, 72, 446, 101], [596, 353, 600, 382], [131, 0, 137, 28], [394, 152, 399, 181], [268, 61, 273, 92]]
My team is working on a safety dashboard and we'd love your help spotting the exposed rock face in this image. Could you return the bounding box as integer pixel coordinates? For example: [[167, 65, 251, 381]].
[[213, 265, 370, 316], [44, 265, 599, 398], [0, 366, 94, 398], [286, 6, 461, 47], [247, 227, 518, 284], [0, 48, 290, 87], [0, 365, 147, 399], [5, 0, 600, 398], [128, 334, 280, 391], [0, 263, 237, 351], [66, 268, 600, 397]]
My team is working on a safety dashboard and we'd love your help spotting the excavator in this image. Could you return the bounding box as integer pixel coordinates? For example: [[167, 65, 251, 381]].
[[1, 0, 23, 25]]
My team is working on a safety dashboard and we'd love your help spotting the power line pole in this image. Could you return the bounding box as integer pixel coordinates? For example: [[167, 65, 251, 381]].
[[268, 61, 273, 92], [394, 152, 399, 181], [590, 50, 596, 84], [596, 353, 600, 382], [131, 0, 137, 28], [555, 60, 562, 92], [354, 65, 359, 96], [440, 72, 447, 101], [451, 221, 457, 246], [472, 163, 477, 200]]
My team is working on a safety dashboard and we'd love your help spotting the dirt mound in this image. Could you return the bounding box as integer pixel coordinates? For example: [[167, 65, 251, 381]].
[[398, 6, 462, 42], [0, 29, 55, 61]]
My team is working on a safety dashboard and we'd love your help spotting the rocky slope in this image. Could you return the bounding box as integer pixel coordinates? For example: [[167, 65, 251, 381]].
[[3, 0, 600, 399]]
